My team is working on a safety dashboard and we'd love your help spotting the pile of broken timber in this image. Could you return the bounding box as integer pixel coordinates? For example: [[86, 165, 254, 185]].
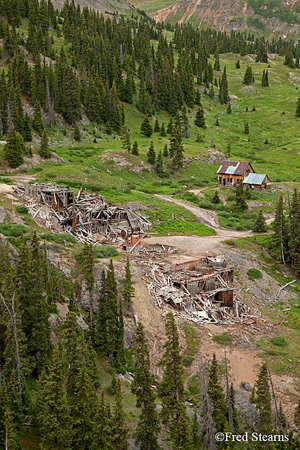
[[140, 260, 257, 326], [14, 183, 151, 245]]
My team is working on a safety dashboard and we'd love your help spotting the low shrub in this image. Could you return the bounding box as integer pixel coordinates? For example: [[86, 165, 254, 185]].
[[199, 200, 214, 210], [0, 224, 28, 237], [218, 210, 230, 218], [213, 333, 233, 346], [247, 268, 262, 281], [15, 205, 29, 214], [182, 355, 194, 367], [41, 232, 77, 244], [271, 336, 288, 347]]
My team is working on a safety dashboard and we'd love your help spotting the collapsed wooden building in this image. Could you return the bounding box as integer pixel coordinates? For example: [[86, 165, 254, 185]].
[[13, 183, 151, 247], [131, 247, 253, 326]]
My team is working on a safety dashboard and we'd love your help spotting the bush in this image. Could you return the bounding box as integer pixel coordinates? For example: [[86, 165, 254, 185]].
[[213, 333, 233, 346], [75, 244, 119, 263], [271, 336, 288, 347], [15, 205, 29, 214], [93, 245, 119, 259], [182, 355, 194, 367], [41, 232, 77, 244], [0, 177, 14, 185], [247, 268, 263, 281], [199, 200, 214, 210], [218, 211, 230, 218], [227, 193, 236, 201], [0, 224, 28, 237]]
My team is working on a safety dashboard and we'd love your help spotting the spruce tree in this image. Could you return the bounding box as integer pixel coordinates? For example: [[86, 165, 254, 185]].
[[147, 141, 156, 165], [163, 144, 169, 157], [243, 65, 254, 85], [74, 124, 81, 141], [112, 380, 129, 450], [4, 127, 24, 168], [235, 181, 247, 210], [141, 117, 153, 138], [170, 127, 185, 172], [159, 313, 190, 448], [272, 195, 288, 263], [159, 123, 166, 137], [82, 242, 95, 329], [235, 59, 240, 69], [62, 68, 81, 127], [132, 322, 161, 450], [295, 398, 300, 427], [132, 140, 139, 156], [92, 392, 114, 450], [167, 118, 173, 134], [155, 150, 164, 177], [39, 129, 51, 159], [121, 125, 131, 157], [154, 118, 160, 132], [255, 363, 273, 449], [244, 121, 250, 134], [33, 101, 44, 136], [194, 108, 206, 128], [252, 210, 267, 232], [37, 348, 74, 450], [296, 96, 300, 117], [23, 113, 32, 141], [290, 189, 300, 274], [208, 353, 228, 432], [122, 258, 134, 308]]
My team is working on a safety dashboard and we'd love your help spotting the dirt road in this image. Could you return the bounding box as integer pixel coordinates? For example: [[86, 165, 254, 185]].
[[151, 194, 255, 255]]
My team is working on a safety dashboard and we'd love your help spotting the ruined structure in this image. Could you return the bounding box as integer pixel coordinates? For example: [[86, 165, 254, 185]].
[[13, 183, 151, 247]]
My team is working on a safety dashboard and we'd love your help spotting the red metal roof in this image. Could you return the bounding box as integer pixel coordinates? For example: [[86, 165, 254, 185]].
[[217, 161, 253, 176]]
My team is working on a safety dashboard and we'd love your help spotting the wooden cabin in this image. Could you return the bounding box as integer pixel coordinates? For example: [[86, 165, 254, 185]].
[[217, 161, 254, 186], [242, 173, 271, 191]]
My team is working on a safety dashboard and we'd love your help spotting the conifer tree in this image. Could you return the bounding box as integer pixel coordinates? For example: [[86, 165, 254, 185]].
[[112, 380, 129, 450], [194, 108, 206, 128], [92, 392, 114, 450], [296, 96, 300, 117], [155, 150, 164, 177], [122, 258, 134, 308], [170, 127, 185, 172], [252, 210, 267, 232], [198, 355, 217, 450], [278, 401, 287, 429], [33, 100, 44, 136], [163, 144, 169, 157], [154, 118, 160, 132], [262, 69, 269, 87], [159, 123, 166, 137], [208, 353, 228, 432], [4, 127, 24, 168], [132, 140, 139, 156], [295, 398, 300, 427], [272, 195, 288, 263], [167, 118, 173, 134], [243, 65, 254, 85], [82, 242, 95, 329], [244, 121, 249, 134], [39, 129, 51, 159], [235, 60, 240, 69], [23, 113, 32, 141], [255, 362, 273, 449], [62, 68, 81, 127], [219, 67, 230, 104], [214, 48, 220, 71], [290, 189, 300, 274], [147, 141, 156, 165], [121, 125, 131, 157], [71, 351, 99, 448], [181, 105, 190, 138], [235, 181, 247, 210], [141, 116, 153, 137], [37, 348, 74, 450], [159, 313, 190, 448], [74, 124, 81, 141], [132, 322, 161, 450]]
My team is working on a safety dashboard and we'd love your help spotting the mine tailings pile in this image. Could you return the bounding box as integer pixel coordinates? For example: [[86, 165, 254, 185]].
[[14, 183, 151, 248]]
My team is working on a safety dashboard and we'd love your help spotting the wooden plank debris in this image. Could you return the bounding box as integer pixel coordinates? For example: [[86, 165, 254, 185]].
[[13, 183, 151, 248]]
